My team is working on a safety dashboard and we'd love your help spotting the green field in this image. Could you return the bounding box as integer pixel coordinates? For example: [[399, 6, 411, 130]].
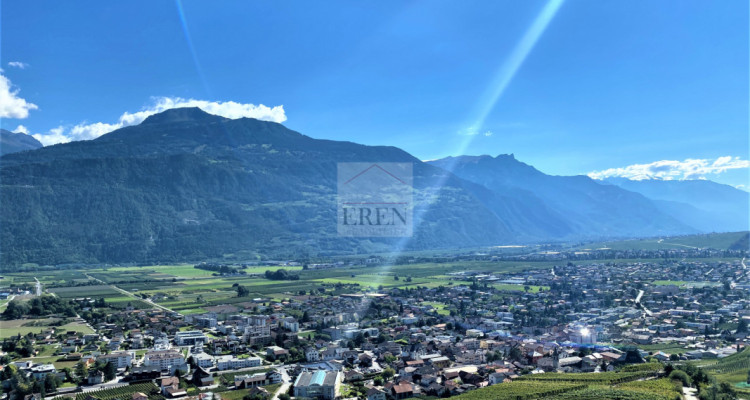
[[453, 380, 587, 400], [577, 231, 748, 251], [0, 256, 710, 321], [455, 370, 675, 400], [421, 301, 451, 315], [650, 280, 687, 286], [492, 283, 548, 293], [700, 347, 750, 396], [637, 343, 689, 355], [17, 355, 80, 369], [649, 281, 721, 289], [0, 318, 93, 339], [217, 383, 281, 400], [73, 382, 162, 400]]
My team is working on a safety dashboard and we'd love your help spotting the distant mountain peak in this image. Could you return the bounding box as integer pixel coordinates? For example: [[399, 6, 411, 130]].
[[0, 128, 43, 156], [140, 107, 227, 125]]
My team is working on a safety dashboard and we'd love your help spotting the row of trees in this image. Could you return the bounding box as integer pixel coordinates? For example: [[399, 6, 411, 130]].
[[194, 263, 247, 275], [2, 295, 79, 320], [264, 269, 299, 281]]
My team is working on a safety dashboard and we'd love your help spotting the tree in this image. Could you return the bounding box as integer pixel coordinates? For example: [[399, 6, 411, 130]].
[[236, 285, 250, 297], [669, 370, 691, 387], [376, 333, 388, 344], [2, 300, 30, 319], [265, 269, 299, 281], [508, 347, 523, 362], [44, 373, 61, 393], [74, 361, 88, 384], [102, 361, 117, 381], [382, 368, 395, 380], [737, 318, 748, 333], [353, 333, 365, 347]]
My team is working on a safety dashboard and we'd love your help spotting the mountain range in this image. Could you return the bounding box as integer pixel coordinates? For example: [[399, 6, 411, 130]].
[[0, 129, 43, 156], [0, 107, 746, 265]]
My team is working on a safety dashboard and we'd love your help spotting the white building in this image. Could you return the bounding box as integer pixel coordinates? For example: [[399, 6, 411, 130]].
[[143, 350, 187, 373], [30, 364, 56, 380], [97, 351, 134, 368], [175, 330, 208, 346], [305, 347, 320, 362], [282, 318, 300, 332], [216, 355, 262, 371], [466, 329, 484, 338], [192, 352, 215, 369]]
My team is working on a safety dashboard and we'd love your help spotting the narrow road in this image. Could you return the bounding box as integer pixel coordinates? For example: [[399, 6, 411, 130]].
[[272, 367, 292, 400], [682, 386, 698, 400], [85, 273, 179, 315], [634, 289, 653, 317]]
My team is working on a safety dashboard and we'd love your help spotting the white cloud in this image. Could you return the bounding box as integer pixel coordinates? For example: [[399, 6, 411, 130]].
[[458, 127, 494, 137], [14, 125, 29, 134], [117, 97, 286, 126], [0, 74, 38, 119], [33, 126, 70, 146], [588, 156, 750, 181], [32, 96, 287, 145], [7, 61, 29, 69]]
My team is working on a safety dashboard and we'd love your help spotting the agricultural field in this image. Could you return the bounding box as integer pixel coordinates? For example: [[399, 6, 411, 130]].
[[0, 317, 93, 339], [72, 382, 162, 400], [17, 355, 80, 370], [455, 373, 678, 400], [650, 280, 687, 286], [647, 280, 722, 289], [492, 283, 548, 293], [516, 371, 658, 384], [700, 347, 750, 396], [48, 284, 151, 309], [452, 381, 587, 400], [421, 301, 450, 316], [634, 343, 688, 355], [574, 231, 748, 251], [2, 259, 605, 319], [217, 383, 281, 400]]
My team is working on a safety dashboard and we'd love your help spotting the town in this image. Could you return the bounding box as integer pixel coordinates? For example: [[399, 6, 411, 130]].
[[1, 250, 749, 400]]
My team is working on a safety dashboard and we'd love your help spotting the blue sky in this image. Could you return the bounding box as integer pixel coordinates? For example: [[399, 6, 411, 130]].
[[1, 1, 748, 188]]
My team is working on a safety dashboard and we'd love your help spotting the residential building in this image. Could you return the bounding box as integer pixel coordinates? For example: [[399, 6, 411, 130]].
[[97, 351, 134, 368], [143, 350, 188, 374]]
